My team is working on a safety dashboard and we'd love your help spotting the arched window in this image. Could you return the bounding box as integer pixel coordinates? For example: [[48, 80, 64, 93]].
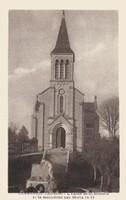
[[60, 59, 64, 79], [56, 127, 66, 148], [55, 59, 59, 79], [60, 95, 63, 113], [65, 59, 69, 79]]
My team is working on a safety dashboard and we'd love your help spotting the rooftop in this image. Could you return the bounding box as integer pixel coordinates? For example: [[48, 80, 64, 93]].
[[51, 11, 74, 54]]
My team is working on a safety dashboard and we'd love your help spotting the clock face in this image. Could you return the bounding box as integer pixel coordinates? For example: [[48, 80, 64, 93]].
[[59, 88, 65, 95]]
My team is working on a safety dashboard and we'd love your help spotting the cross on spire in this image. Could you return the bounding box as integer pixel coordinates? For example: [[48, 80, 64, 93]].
[[63, 10, 65, 18]]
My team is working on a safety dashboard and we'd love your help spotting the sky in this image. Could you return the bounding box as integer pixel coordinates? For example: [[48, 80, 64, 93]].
[[9, 10, 118, 136]]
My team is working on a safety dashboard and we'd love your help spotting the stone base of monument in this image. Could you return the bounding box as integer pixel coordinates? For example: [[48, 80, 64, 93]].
[[26, 149, 101, 193]]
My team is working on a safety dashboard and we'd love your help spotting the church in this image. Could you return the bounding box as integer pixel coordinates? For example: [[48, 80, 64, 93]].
[[31, 11, 99, 152]]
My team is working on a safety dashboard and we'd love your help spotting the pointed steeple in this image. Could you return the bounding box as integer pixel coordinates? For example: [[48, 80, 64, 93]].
[[51, 11, 74, 54]]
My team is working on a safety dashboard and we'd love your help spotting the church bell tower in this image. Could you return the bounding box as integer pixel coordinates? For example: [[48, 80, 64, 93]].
[[49, 11, 75, 120], [50, 11, 75, 85]]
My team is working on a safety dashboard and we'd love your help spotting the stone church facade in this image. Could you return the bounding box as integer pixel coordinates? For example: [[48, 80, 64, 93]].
[[31, 12, 99, 152]]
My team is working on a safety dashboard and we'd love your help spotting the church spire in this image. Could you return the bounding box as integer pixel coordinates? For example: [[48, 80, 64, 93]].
[[51, 11, 74, 54]]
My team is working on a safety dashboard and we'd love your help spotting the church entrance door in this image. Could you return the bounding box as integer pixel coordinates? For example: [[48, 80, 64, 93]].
[[56, 127, 66, 148]]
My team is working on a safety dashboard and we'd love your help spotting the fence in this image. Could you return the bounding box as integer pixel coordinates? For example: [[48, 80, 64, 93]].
[[8, 140, 38, 155]]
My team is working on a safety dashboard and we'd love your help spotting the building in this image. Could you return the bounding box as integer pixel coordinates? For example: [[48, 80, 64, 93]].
[[31, 11, 99, 152]]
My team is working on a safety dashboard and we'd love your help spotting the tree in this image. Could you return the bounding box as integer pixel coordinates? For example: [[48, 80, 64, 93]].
[[18, 125, 29, 142], [8, 122, 18, 142], [30, 137, 38, 143], [83, 137, 119, 192], [98, 97, 119, 138]]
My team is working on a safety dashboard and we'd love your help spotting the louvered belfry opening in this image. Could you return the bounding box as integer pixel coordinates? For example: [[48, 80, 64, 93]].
[[60, 59, 64, 79], [55, 59, 59, 79], [65, 59, 69, 79]]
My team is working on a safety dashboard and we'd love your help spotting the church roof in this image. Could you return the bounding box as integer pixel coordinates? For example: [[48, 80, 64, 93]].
[[51, 11, 74, 54]]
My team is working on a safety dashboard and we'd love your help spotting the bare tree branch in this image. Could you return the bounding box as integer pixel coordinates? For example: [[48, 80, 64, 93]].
[[98, 97, 119, 138]]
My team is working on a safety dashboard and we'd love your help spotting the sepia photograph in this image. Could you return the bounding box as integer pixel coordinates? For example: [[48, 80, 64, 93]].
[[8, 10, 119, 194]]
